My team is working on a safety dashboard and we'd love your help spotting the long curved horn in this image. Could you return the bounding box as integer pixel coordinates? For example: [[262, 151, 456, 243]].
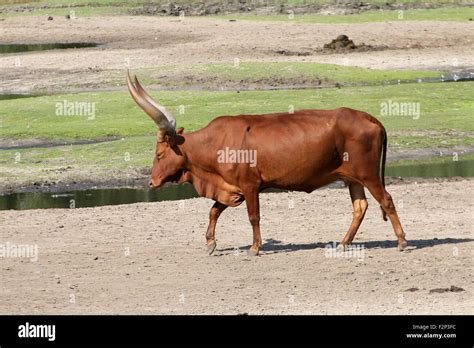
[[134, 76, 176, 130], [126, 70, 171, 130]]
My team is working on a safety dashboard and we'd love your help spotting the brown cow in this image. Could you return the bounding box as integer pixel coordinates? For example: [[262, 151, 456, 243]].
[[127, 72, 407, 256]]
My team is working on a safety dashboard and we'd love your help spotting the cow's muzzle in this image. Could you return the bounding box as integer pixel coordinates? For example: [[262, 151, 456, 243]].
[[149, 178, 162, 189]]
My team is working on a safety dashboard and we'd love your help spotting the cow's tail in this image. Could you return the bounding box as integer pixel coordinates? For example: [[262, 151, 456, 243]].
[[380, 128, 388, 221]]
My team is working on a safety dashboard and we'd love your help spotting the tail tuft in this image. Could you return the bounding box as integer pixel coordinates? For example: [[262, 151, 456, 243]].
[[380, 128, 388, 221]]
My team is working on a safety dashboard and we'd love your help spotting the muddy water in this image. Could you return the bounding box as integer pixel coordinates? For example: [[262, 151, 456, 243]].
[[0, 43, 99, 54], [0, 183, 199, 210], [386, 158, 474, 178], [0, 93, 42, 100]]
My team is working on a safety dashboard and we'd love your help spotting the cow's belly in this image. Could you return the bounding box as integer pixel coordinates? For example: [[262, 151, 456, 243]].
[[259, 143, 342, 192], [268, 173, 340, 193]]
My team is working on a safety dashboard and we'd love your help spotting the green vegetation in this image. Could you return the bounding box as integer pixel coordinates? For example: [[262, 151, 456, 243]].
[[1, 0, 471, 21], [390, 152, 474, 166], [0, 4, 130, 17], [1, 81, 472, 141], [1, 81, 472, 186], [0, 82, 474, 139], [214, 7, 474, 24], [0, 136, 154, 173], [0, 0, 467, 6], [388, 135, 473, 149], [0, 136, 156, 185]]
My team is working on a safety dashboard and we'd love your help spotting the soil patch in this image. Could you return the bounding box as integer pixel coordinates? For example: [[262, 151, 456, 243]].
[[0, 136, 120, 150], [321, 34, 381, 53]]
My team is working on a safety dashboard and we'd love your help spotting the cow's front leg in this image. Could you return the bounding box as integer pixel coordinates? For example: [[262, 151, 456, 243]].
[[243, 189, 262, 256], [206, 201, 228, 255]]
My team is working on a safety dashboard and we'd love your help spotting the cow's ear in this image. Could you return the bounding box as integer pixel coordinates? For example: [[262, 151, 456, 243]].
[[176, 127, 184, 135]]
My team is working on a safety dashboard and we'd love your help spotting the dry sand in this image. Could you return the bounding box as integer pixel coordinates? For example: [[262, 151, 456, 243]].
[[1, 16, 473, 92], [1, 179, 472, 314]]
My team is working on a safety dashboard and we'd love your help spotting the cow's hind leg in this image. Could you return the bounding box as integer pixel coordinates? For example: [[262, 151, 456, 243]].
[[339, 182, 368, 250], [206, 201, 228, 255], [364, 178, 408, 251]]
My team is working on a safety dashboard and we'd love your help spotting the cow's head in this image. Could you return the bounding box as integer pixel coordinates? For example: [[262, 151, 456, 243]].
[[127, 71, 187, 189]]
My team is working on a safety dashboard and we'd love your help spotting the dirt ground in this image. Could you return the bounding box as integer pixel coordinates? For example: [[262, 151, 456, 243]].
[[0, 179, 472, 314], [0, 16, 473, 93]]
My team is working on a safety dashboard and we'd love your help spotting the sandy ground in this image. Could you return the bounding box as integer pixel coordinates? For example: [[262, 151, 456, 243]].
[[0, 16, 473, 92], [0, 179, 472, 314]]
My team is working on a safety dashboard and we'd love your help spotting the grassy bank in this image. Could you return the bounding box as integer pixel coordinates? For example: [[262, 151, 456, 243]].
[[0, 81, 472, 141], [1, 80, 473, 189], [214, 7, 474, 24], [1, 1, 471, 21]]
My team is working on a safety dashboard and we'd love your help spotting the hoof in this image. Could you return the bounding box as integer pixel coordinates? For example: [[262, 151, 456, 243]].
[[206, 241, 217, 255], [398, 240, 408, 251], [247, 248, 259, 256], [337, 243, 348, 252]]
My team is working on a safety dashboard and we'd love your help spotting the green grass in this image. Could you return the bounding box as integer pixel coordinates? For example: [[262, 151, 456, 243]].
[[388, 135, 474, 149], [214, 7, 474, 24], [0, 136, 156, 185], [0, 5, 130, 17], [283, 0, 468, 3], [0, 0, 139, 17], [0, 136, 154, 170], [0, 0, 140, 6], [390, 152, 474, 166], [1, 81, 473, 140]]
